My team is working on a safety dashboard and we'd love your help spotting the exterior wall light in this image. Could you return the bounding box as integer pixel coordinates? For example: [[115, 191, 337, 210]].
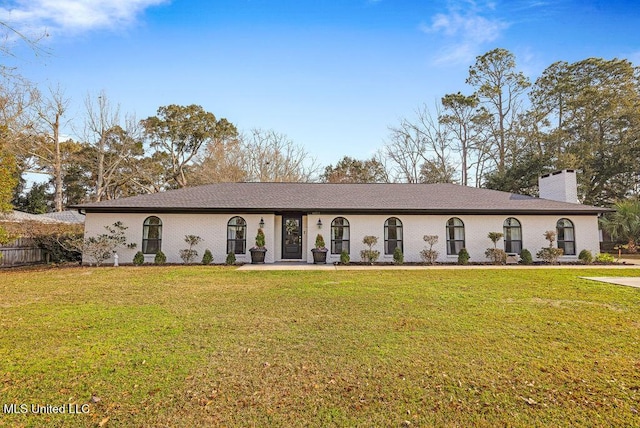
[[317, 218, 322, 228], [259, 217, 265, 229]]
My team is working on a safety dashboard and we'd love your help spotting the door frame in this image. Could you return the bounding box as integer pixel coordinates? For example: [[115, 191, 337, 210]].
[[281, 213, 303, 259]]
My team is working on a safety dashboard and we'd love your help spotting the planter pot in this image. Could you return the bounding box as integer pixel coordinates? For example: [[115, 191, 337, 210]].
[[250, 248, 267, 264], [311, 248, 328, 264]]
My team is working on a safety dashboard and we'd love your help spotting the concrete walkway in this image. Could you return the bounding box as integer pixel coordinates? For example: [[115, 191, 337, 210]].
[[580, 277, 640, 289]]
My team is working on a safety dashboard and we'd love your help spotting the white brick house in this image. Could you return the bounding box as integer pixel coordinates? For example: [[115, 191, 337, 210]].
[[73, 171, 609, 264]]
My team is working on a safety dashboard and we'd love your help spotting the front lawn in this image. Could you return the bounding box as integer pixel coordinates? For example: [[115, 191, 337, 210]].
[[1, 267, 639, 427]]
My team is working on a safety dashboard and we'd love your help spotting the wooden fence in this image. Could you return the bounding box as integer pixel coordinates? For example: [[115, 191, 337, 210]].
[[0, 238, 45, 267]]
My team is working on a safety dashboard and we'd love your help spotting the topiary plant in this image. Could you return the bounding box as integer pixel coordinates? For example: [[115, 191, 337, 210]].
[[255, 228, 266, 248], [133, 251, 145, 266], [457, 248, 470, 265], [536, 230, 563, 264], [519, 249, 533, 265], [420, 235, 439, 264], [578, 249, 593, 264], [180, 234, 203, 264], [154, 251, 166, 265], [393, 246, 404, 265], [226, 251, 236, 265], [202, 249, 213, 265], [314, 234, 326, 250], [360, 235, 380, 264]]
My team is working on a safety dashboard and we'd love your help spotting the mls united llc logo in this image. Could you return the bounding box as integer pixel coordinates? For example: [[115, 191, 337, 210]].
[[3, 403, 90, 414]]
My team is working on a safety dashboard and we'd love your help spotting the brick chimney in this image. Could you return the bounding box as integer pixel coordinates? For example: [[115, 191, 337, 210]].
[[538, 169, 578, 203]]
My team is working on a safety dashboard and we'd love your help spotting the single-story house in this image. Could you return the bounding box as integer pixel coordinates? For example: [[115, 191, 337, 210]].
[[72, 170, 610, 265]]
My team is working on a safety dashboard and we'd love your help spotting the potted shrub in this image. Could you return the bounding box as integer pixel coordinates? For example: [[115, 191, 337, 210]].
[[250, 228, 267, 264], [311, 234, 328, 264]]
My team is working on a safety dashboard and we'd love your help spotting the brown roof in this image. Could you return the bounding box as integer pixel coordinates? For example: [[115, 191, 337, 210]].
[[72, 183, 609, 215]]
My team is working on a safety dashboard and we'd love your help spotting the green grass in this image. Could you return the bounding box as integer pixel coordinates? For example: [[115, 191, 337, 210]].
[[1, 266, 640, 427]]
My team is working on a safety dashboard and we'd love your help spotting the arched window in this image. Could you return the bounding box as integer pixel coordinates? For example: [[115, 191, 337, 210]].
[[446, 217, 465, 255], [503, 218, 522, 254], [227, 216, 247, 254], [142, 216, 162, 254], [384, 217, 403, 255], [556, 218, 575, 255], [331, 217, 350, 254]]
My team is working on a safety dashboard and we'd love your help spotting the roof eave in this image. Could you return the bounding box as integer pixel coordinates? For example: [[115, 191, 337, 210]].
[[76, 206, 610, 215]]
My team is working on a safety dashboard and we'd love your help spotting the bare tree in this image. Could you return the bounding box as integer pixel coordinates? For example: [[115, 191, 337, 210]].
[[15, 84, 70, 212], [82, 91, 121, 201], [242, 129, 320, 182], [385, 103, 455, 183]]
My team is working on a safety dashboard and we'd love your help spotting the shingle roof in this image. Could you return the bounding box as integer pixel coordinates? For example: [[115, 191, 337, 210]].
[[40, 210, 86, 224], [71, 183, 609, 215], [0, 210, 68, 223]]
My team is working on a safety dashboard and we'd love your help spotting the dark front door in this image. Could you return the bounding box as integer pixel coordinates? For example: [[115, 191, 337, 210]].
[[282, 214, 303, 259]]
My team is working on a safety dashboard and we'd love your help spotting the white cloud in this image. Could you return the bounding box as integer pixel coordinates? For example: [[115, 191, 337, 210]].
[[422, 5, 509, 65], [0, 0, 168, 36]]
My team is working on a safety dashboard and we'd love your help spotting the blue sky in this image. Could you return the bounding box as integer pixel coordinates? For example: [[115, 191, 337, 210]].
[[2, 0, 640, 167]]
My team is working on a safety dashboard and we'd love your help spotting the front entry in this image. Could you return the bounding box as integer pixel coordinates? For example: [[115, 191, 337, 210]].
[[282, 214, 303, 259]]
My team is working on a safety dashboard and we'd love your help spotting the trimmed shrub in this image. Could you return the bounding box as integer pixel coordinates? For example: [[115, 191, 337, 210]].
[[537, 230, 563, 264], [519, 249, 533, 265], [360, 235, 380, 263], [393, 246, 404, 265], [457, 248, 470, 265], [578, 249, 593, 265], [485, 248, 507, 265], [536, 247, 564, 264], [595, 253, 616, 264], [420, 235, 439, 264], [202, 249, 213, 265], [154, 251, 167, 265], [226, 252, 236, 265], [340, 249, 350, 265], [180, 235, 203, 264], [133, 251, 145, 266]]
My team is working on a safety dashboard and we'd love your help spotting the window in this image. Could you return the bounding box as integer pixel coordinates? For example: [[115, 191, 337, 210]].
[[384, 217, 403, 255], [446, 217, 465, 255], [331, 217, 350, 254], [227, 216, 247, 254], [142, 216, 162, 254], [503, 218, 522, 254], [556, 218, 575, 255]]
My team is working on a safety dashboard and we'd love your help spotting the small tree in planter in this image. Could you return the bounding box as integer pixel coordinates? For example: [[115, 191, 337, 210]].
[[311, 233, 328, 264], [360, 235, 380, 264], [536, 230, 563, 264], [420, 235, 439, 264], [250, 228, 267, 264], [179, 235, 203, 264], [485, 232, 506, 264]]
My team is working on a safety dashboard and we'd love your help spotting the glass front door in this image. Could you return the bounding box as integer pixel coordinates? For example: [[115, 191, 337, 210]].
[[282, 215, 302, 259]]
